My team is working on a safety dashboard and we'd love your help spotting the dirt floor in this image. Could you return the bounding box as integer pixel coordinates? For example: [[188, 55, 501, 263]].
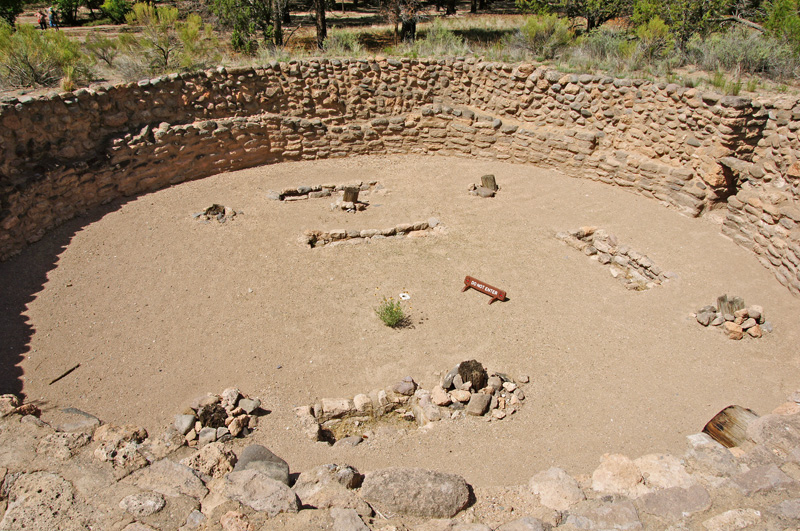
[[3, 155, 799, 488]]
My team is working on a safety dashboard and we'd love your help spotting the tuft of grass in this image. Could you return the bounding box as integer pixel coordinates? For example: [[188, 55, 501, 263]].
[[375, 297, 408, 328]]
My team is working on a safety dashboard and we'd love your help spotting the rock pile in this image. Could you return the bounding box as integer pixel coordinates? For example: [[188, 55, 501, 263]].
[[191, 204, 239, 224], [5, 389, 800, 529], [266, 180, 381, 202], [556, 227, 671, 290], [694, 295, 771, 339], [300, 217, 443, 248], [175, 388, 262, 447], [295, 360, 528, 445]]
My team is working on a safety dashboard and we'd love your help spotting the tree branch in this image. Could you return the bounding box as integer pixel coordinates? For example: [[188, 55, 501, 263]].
[[715, 16, 765, 32]]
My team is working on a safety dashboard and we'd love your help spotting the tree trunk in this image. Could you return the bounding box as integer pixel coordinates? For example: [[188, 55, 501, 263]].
[[478, 0, 486, 10], [282, 0, 291, 24], [470, 0, 476, 13], [273, 0, 283, 46], [401, 18, 416, 42], [343, 186, 360, 203], [314, 0, 327, 50], [445, 0, 456, 15]]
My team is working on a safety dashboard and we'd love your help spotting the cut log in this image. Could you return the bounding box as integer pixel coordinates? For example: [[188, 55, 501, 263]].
[[343, 186, 360, 203], [481, 174, 498, 191], [702, 405, 759, 448]]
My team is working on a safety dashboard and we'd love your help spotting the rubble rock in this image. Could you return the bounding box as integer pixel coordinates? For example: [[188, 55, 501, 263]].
[[361, 467, 470, 518]]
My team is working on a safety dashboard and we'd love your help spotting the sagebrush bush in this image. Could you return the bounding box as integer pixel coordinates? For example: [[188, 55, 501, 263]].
[[687, 27, 799, 79], [324, 29, 364, 57], [0, 22, 92, 88], [518, 14, 573, 60], [84, 32, 118, 67], [101, 0, 131, 24], [405, 20, 471, 57]]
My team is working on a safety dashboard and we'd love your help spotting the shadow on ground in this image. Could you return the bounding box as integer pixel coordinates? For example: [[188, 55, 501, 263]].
[[0, 201, 127, 398]]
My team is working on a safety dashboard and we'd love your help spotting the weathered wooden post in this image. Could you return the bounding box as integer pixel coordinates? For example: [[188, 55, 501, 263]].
[[343, 186, 360, 204], [481, 174, 498, 191]]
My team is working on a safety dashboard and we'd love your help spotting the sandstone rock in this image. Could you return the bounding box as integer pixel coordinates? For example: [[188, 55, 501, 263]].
[[220, 388, 240, 409], [770, 497, 800, 519], [565, 500, 642, 530], [198, 427, 217, 445], [353, 394, 371, 413], [431, 386, 452, 406], [293, 463, 362, 491], [495, 517, 550, 531], [119, 491, 166, 517], [127, 458, 208, 499], [634, 453, 695, 489], [591, 453, 649, 498], [181, 442, 237, 479], [222, 469, 299, 516], [748, 324, 763, 338], [294, 480, 373, 517], [702, 508, 762, 530], [220, 511, 253, 531], [0, 471, 86, 531], [746, 413, 800, 458], [450, 390, 471, 403], [333, 436, 363, 447], [123, 524, 157, 531], [331, 507, 369, 531], [393, 377, 417, 396], [37, 432, 91, 460], [175, 414, 196, 435], [723, 321, 743, 340], [529, 467, 585, 510], [635, 484, 711, 521], [238, 398, 260, 414], [740, 318, 756, 330], [730, 463, 797, 495], [684, 432, 741, 477], [361, 467, 470, 518], [233, 444, 290, 485], [466, 393, 491, 416], [442, 365, 460, 389], [228, 415, 248, 437], [321, 398, 356, 420], [53, 407, 101, 434]]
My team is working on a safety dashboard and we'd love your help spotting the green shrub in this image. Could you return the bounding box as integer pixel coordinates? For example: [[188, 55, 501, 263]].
[[324, 28, 364, 56], [765, 0, 800, 53], [375, 297, 408, 328], [0, 22, 92, 88], [519, 14, 573, 60], [405, 20, 471, 57], [84, 31, 118, 66], [687, 27, 799, 79], [101, 0, 131, 24], [123, 3, 218, 75], [635, 16, 673, 63]]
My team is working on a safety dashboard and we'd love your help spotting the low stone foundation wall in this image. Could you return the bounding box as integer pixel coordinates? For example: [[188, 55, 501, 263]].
[[1, 58, 799, 297]]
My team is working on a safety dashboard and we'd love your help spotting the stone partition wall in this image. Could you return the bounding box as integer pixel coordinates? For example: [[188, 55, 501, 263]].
[[1, 58, 799, 293]]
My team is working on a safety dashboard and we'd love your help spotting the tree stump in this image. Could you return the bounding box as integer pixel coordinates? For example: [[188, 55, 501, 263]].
[[702, 405, 759, 448], [458, 360, 488, 392], [343, 186, 360, 204], [481, 174, 498, 191]]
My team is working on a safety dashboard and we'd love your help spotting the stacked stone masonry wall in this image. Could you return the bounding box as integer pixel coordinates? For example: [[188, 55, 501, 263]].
[[1, 57, 800, 294]]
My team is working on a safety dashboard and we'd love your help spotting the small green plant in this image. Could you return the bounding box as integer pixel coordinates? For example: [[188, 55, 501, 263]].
[[375, 297, 408, 328], [708, 69, 726, 88], [324, 28, 364, 56], [745, 78, 759, 92]]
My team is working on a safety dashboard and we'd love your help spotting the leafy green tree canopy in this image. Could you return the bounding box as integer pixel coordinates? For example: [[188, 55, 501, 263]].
[[209, 0, 272, 53], [632, 0, 733, 50], [0, 0, 23, 26], [516, 0, 633, 31]]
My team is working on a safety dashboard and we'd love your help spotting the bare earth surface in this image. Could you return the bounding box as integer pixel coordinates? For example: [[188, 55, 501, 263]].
[[3, 155, 799, 489]]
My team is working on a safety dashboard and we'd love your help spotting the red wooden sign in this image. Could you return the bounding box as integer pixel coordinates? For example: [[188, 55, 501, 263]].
[[462, 276, 506, 304]]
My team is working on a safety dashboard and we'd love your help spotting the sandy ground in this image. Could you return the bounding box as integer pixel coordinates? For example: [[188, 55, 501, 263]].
[[2, 155, 799, 488]]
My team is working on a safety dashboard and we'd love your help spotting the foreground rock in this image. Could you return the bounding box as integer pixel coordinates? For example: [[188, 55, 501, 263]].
[[360, 467, 470, 518]]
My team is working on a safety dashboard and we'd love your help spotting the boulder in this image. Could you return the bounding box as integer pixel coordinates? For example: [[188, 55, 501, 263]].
[[635, 485, 712, 521], [126, 458, 208, 499], [360, 467, 470, 518], [222, 469, 299, 516], [119, 492, 166, 517], [232, 445, 290, 485], [591, 454, 649, 498], [529, 467, 585, 510]]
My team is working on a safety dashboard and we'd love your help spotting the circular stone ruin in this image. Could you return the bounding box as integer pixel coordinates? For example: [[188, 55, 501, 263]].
[[1, 59, 800, 528]]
